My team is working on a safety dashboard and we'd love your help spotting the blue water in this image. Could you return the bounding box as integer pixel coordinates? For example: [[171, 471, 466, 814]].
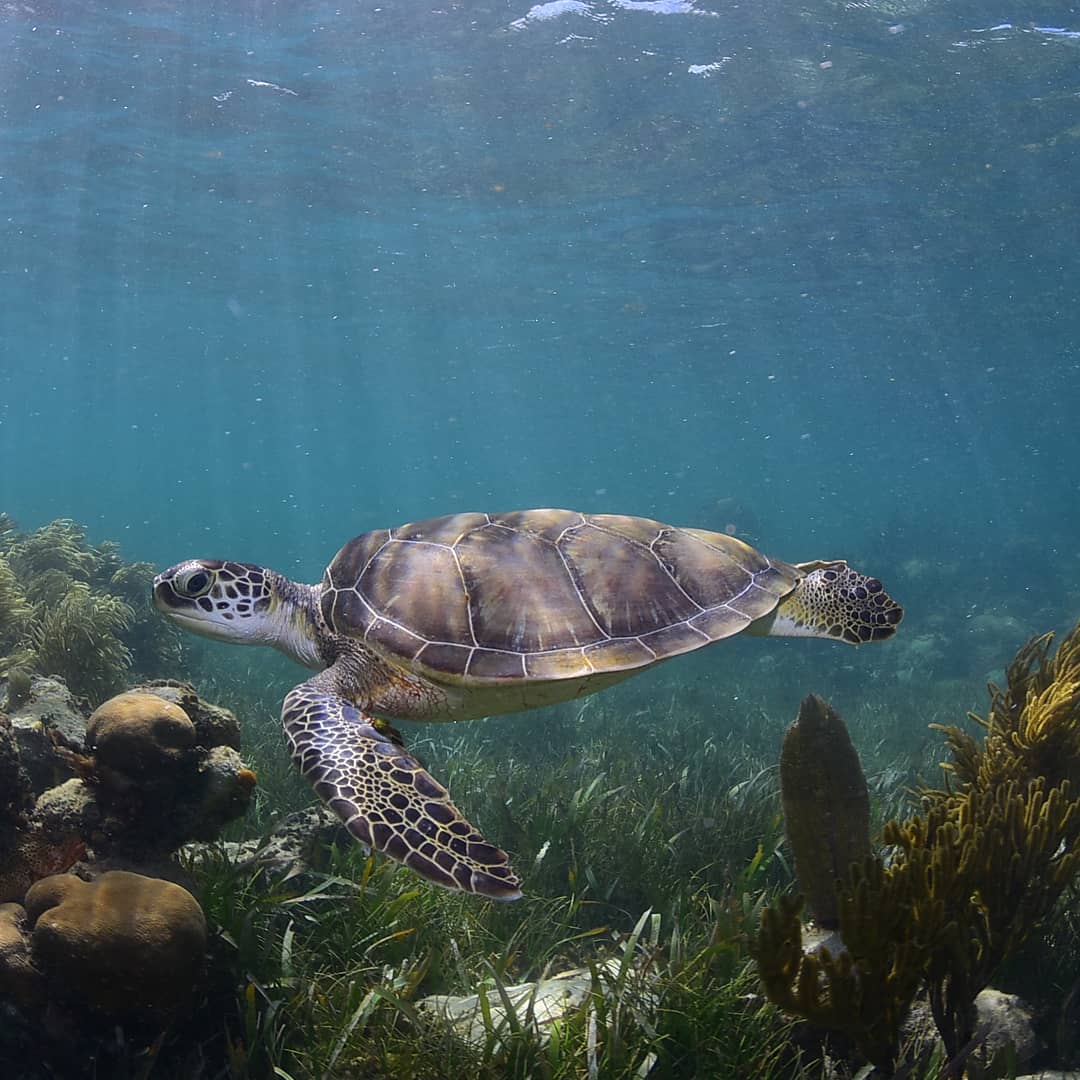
[[2, 1, 1078, 676]]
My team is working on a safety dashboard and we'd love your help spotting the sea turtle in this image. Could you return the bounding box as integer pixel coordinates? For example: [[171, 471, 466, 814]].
[[153, 509, 903, 900]]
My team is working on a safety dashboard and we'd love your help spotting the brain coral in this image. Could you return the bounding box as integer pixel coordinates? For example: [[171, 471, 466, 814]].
[[86, 692, 197, 784], [25, 871, 207, 1021]]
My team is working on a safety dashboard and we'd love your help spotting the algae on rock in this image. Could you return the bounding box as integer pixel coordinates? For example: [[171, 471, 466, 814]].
[[757, 622, 1080, 1074]]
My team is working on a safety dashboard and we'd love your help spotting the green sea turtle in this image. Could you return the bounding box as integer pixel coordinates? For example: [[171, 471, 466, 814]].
[[153, 509, 903, 900]]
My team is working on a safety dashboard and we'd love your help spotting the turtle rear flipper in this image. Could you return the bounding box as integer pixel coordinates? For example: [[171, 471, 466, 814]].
[[282, 675, 522, 900]]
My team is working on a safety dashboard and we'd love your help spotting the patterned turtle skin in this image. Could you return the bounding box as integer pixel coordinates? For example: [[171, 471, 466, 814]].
[[153, 508, 903, 900]]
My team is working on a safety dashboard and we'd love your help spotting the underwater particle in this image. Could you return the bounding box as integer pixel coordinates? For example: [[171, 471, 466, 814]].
[[245, 78, 299, 96], [779, 694, 871, 929], [25, 870, 207, 1022]]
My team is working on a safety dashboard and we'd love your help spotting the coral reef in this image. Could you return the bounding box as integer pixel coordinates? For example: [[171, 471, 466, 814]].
[[39, 687, 254, 861], [80, 688, 255, 854], [0, 677, 254, 1043], [757, 622, 1080, 1074], [4, 518, 97, 582], [1, 682, 256, 900], [21, 871, 207, 1022], [0, 516, 183, 706]]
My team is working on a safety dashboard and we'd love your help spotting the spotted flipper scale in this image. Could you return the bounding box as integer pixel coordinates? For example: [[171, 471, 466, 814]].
[[282, 674, 522, 900]]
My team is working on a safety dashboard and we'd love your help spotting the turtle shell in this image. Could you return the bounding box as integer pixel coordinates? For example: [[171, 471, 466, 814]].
[[321, 510, 800, 685]]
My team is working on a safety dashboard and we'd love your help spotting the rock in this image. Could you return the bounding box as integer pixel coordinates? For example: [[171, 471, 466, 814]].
[[417, 959, 655, 1053], [0, 780, 92, 903], [0, 712, 32, 822], [32, 778, 99, 836], [9, 676, 87, 793], [239, 805, 349, 872], [25, 871, 207, 1022], [904, 987, 1040, 1069], [801, 925, 846, 957], [975, 988, 1040, 1066], [188, 805, 348, 878], [418, 968, 595, 1050], [183, 745, 256, 841], [11, 676, 86, 747]]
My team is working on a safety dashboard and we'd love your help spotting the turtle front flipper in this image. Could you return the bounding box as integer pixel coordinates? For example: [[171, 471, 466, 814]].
[[282, 675, 522, 900]]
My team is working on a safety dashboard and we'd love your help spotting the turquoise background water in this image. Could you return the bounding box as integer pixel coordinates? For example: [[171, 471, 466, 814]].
[[2, 1, 1078, 689]]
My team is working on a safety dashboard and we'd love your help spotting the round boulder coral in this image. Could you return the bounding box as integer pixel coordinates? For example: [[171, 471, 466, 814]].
[[133, 680, 242, 750], [86, 692, 196, 785], [25, 871, 207, 1021]]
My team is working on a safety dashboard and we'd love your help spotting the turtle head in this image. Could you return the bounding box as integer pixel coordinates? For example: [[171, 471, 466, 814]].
[[153, 559, 323, 667]]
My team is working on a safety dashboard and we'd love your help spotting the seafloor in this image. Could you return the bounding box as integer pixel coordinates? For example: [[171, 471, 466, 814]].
[[0, 515, 1078, 1078]]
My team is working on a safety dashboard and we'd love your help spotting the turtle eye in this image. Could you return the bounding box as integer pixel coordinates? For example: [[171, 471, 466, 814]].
[[179, 569, 212, 597]]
